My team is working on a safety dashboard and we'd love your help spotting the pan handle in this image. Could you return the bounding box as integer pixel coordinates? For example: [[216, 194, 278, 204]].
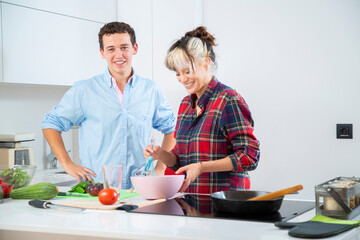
[[247, 184, 303, 201]]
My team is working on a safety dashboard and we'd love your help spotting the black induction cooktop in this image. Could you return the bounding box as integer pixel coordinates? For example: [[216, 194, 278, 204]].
[[130, 194, 315, 223]]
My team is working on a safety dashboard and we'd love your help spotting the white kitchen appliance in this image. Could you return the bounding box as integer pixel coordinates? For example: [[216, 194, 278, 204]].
[[0, 133, 35, 165]]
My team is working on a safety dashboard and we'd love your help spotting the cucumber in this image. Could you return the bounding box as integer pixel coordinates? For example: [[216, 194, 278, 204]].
[[10, 182, 58, 200]]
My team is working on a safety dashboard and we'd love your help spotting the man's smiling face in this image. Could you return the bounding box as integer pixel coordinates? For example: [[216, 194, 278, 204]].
[[100, 32, 138, 78]]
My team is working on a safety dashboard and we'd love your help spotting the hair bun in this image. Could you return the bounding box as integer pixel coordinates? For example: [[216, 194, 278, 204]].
[[185, 26, 217, 47]]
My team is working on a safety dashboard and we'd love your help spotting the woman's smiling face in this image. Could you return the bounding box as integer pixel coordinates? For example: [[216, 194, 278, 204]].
[[175, 61, 211, 98]]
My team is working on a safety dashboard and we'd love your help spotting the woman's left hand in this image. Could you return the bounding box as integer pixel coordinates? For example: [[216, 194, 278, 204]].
[[176, 162, 202, 192]]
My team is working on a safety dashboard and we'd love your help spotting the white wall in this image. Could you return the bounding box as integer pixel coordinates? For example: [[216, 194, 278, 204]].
[[0, 0, 359, 200], [202, 0, 360, 199]]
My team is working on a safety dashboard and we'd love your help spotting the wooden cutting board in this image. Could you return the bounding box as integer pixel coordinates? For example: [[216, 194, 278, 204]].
[[58, 199, 131, 210], [57, 198, 166, 210]]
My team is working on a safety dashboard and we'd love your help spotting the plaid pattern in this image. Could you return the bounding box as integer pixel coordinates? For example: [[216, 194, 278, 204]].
[[171, 77, 260, 194]]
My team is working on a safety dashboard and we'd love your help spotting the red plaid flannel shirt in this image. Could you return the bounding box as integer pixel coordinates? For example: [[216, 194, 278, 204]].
[[170, 77, 260, 194]]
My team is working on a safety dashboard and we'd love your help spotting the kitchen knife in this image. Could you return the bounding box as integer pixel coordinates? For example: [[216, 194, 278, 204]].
[[29, 199, 86, 212], [57, 191, 88, 197]]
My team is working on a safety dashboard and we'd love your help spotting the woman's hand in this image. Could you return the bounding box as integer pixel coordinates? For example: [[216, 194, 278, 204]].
[[176, 162, 202, 192], [143, 145, 162, 160], [144, 145, 178, 173]]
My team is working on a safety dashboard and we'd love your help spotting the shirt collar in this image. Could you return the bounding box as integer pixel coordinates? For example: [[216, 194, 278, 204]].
[[191, 76, 218, 109], [105, 67, 137, 88]]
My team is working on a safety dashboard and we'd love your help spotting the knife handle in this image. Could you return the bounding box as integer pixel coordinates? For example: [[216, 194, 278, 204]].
[[29, 199, 50, 209]]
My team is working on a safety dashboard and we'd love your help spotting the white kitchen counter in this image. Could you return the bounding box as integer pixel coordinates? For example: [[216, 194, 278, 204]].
[[29, 169, 78, 186], [0, 170, 359, 240]]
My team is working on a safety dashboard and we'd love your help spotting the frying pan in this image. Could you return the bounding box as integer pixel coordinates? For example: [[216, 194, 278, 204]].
[[211, 191, 283, 215], [210, 185, 303, 215]]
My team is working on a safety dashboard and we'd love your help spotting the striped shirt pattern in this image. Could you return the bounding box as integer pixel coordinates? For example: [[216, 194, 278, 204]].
[[171, 77, 260, 194]]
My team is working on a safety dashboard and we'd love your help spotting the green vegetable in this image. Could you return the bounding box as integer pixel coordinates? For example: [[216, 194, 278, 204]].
[[69, 180, 92, 194], [0, 168, 32, 189], [76, 186, 86, 193], [10, 182, 58, 199]]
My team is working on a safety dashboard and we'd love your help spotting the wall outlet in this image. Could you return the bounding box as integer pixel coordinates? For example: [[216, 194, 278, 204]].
[[336, 124, 353, 139]]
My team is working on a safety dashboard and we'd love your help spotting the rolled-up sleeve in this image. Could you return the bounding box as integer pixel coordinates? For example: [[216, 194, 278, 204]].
[[42, 83, 85, 132], [221, 95, 260, 172], [152, 87, 176, 134]]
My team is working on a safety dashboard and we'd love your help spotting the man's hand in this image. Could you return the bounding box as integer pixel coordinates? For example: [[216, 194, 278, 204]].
[[43, 128, 96, 182], [62, 161, 96, 182]]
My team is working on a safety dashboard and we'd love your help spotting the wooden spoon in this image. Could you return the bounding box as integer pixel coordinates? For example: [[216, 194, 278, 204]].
[[247, 184, 303, 201]]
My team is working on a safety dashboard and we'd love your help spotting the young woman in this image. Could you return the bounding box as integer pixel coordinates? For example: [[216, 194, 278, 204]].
[[144, 26, 260, 194]]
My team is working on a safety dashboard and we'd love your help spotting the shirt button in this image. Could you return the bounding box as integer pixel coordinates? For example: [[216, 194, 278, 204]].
[[123, 144, 125, 146], [123, 109, 126, 112], [123, 126, 126, 128]]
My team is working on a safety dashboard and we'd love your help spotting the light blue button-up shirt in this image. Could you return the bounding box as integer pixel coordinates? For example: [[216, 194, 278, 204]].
[[42, 68, 176, 189]]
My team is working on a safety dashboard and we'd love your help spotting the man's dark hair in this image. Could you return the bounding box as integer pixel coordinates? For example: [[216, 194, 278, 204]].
[[98, 22, 136, 50]]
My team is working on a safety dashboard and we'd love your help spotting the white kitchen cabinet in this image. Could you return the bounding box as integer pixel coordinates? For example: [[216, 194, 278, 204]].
[[1, 2, 114, 85], [3, 0, 117, 23], [0, 2, 3, 83], [118, 0, 153, 80], [152, 0, 203, 111]]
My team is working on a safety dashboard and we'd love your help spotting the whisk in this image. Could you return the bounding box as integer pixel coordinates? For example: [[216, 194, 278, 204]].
[[143, 132, 156, 176]]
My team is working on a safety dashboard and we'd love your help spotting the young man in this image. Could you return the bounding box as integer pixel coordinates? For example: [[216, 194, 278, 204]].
[[42, 22, 176, 189]]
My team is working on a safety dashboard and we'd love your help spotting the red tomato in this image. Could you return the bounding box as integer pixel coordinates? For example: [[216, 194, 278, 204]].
[[98, 188, 119, 205]]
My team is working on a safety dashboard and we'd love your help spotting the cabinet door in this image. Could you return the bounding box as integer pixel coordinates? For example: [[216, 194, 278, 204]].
[[152, 0, 202, 109], [2, 3, 107, 85], [4, 0, 117, 23], [118, 0, 153, 80], [0, 3, 3, 83]]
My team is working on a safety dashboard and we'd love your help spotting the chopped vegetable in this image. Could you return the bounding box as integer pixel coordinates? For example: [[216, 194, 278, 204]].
[[69, 180, 92, 194], [85, 183, 104, 196], [0, 168, 32, 189]]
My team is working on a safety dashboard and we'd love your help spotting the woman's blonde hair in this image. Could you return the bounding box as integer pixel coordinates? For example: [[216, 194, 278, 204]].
[[165, 26, 217, 74]]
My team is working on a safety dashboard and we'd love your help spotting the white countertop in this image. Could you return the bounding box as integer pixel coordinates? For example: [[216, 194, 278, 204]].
[[29, 168, 78, 186], [0, 170, 359, 240]]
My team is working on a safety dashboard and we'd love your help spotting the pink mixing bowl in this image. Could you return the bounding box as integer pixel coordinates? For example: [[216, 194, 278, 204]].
[[131, 175, 185, 199]]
